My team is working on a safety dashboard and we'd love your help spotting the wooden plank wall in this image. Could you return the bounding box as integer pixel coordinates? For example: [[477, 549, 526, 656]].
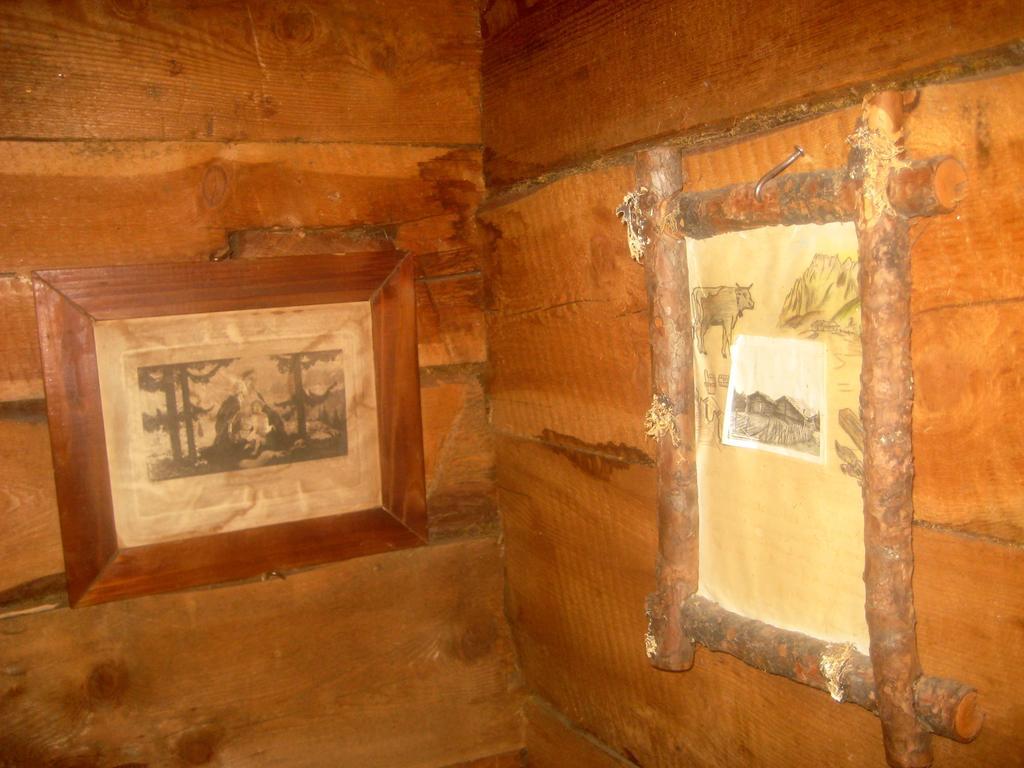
[[0, 0, 480, 143], [525, 699, 633, 768], [0, 540, 522, 767], [483, 25, 1024, 765], [0, 2, 524, 765], [481, 0, 1024, 190]]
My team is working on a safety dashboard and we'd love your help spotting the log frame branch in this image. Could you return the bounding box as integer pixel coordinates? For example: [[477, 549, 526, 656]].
[[855, 91, 932, 768], [625, 91, 980, 766], [682, 596, 982, 744], [635, 148, 698, 672], [660, 156, 966, 240]]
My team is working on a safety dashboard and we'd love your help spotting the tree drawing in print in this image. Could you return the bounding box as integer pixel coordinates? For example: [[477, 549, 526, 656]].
[[139, 359, 235, 466], [178, 360, 235, 459], [272, 351, 340, 442], [138, 349, 348, 482], [138, 365, 184, 463]]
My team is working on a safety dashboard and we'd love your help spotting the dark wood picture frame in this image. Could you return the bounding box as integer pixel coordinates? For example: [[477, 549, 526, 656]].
[[33, 252, 427, 608], [622, 92, 981, 768]]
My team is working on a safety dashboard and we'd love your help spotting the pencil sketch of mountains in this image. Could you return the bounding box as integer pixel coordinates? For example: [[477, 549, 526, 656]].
[[778, 253, 860, 338]]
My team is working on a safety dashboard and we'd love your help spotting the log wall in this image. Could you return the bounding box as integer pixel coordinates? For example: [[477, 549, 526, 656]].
[[0, 2, 523, 765], [483, 34, 1024, 765], [481, 0, 1024, 190]]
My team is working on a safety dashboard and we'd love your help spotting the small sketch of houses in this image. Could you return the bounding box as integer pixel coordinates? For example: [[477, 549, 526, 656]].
[[774, 395, 820, 430], [703, 369, 731, 394], [740, 391, 774, 415], [732, 391, 819, 431]]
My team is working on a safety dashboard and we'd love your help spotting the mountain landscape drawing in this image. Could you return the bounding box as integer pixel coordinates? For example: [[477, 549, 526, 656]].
[[778, 253, 860, 337]]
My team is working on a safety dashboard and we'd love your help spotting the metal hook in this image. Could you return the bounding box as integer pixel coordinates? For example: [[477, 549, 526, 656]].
[[208, 246, 233, 262], [754, 146, 805, 202]]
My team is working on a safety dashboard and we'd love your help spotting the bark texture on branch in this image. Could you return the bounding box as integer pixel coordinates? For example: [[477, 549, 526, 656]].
[[661, 157, 966, 239], [681, 596, 981, 743], [914, 676, 984, 743], [664, 168, 856, 239], [886, 156, 968, 217], [855, 91, 931, 768], [635, 148, 698, 672]]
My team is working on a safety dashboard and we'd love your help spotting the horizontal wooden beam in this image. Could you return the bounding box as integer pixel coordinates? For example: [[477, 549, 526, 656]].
[[0, 0, 481, 144], [661, 157, 966, 239], [682, 596, 982, 744], [481, 0, 1024, 189], [0, 573, 67, 619], [0, 538, 523, 766]]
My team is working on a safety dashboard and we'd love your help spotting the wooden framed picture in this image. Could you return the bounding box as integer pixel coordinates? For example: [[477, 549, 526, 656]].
[[33, 253, 426, 607]]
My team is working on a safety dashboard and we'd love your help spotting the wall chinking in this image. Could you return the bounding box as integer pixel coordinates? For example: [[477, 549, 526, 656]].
[[482, 1, 1024, 764]]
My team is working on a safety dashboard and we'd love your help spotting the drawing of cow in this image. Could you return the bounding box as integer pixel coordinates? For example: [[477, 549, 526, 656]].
[[692, 284, 754, 357]]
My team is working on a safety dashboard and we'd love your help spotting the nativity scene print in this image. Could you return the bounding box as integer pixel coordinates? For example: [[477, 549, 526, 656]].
[[722, 336, 826, 462], [137, 349, 348, 482]]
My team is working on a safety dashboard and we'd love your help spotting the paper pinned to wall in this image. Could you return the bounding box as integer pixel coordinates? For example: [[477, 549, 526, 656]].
[[688, 222, 869, 651], [723, 335, 826, 463]]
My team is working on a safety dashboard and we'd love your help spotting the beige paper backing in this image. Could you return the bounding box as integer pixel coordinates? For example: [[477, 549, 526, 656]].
[[687, 222, 869, 651], [93, 302, 382, 548]]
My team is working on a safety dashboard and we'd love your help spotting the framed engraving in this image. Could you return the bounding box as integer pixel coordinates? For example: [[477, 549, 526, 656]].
[[33, 253, 426, 607]]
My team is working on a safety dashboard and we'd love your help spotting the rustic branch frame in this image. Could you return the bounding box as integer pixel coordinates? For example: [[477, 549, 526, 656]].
[[627, 92, 980, 768], [33, 252, 427, 608]]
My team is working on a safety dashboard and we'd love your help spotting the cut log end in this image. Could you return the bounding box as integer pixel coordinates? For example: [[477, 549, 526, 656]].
[[647, 646, 696, 673], [932, 157, 969, 211], [865, 90, 906, 135], [645, 588, 696, 672], [952, 690, 984, 743], [887, 156, 968, 218]]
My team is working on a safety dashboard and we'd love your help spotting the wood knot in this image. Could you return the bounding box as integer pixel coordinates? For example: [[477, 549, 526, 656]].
[[107, 0, 149, 21], [371, 45, 398, 74], [272, 6, 321, 47], [176, 725, 224, 766], [200, 165, 230, 209], [257, 94, 278, 118], [86, 660, 128, 705], [447, 615, 499, 662], [3, 682, 25, 701]]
